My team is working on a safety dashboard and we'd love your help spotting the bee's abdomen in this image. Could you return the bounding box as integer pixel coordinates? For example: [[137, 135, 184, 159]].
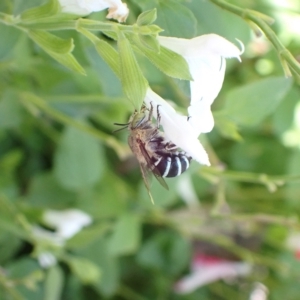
[[154, 154, 191, 178]]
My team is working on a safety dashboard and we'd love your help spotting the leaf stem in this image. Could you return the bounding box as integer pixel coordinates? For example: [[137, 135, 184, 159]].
[[210, 0, 300, 78]]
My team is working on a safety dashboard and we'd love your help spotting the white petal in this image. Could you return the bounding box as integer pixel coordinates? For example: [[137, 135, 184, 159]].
[[174, 262, 251, 294], [158, 34, 242, 59], [144, 89, 210, 165], [158, 34, 243, 135], [38, 252, 57, 269], [43, 209, 92, 239], [59, 0, 129, 21], [31, 226, 64, 246], [106, 1, 129, 22], [59, 0, 92, 15]]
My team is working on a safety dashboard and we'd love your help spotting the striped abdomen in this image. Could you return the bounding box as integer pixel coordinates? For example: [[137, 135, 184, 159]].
[[153, 154, 191, 178]]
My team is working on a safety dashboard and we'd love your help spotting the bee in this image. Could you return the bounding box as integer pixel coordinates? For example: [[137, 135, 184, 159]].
[[115, 103, 192, 196]]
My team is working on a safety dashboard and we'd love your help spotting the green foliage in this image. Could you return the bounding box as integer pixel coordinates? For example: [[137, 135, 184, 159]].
[[0, 0, 300, 299]]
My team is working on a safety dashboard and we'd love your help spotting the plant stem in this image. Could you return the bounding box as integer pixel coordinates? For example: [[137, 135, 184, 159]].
[[210, 0, 300, 77]]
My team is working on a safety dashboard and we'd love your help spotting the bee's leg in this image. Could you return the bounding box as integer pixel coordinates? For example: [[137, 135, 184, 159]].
[[148, 102, 154, 121], [156, 105, 161, 129]]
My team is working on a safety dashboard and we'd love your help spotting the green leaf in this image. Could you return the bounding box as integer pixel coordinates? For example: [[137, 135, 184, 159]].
[[67, 223, 110, 250], [54, 125, 104, 191], [138, 34, 160, 52], [28, 30, 74, 54], [137, 9, 157, 26], [48, 51, 86, 75], [0, 23, 22, 60], [76, 237, 120, 296], [117, 31, 148, 109], [21, 0, 59, 21], [67, 256, 101, 284], [0, 90, 23, 128], [132, 35, 192, 80], [44, 266, 64, 300], [137, 0, 197, 38], [28, 30, 85, 75], [137, 232, 191, 275], [27, 173, 76, 208], [108, 213, 141, 256], [223, 77, 293, 127], [186, 0, 251, 43], [272, 87, 300, 136], [94, 39, 121, 78], [214, 111, 242, 140]]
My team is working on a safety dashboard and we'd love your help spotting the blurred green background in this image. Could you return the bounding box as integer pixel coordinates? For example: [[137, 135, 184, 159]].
[[1, 0, 300, 299]]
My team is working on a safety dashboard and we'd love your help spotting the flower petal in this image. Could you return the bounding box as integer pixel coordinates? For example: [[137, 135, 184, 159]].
[[59, 0, 129, 21], [174, 261, 251, 294], [43, 209, 92, 239], [106, 1, 129, 22], [144, 89, 210, 165], [158, 34, 242, 135]]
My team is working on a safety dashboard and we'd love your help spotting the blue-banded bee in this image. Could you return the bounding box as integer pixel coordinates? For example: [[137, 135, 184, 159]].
[[115, 104, 192, 194]]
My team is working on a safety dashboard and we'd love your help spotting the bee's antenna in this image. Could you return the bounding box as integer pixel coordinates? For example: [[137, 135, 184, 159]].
[[114, 122, 129, 126], [113, 122, 129, 133]]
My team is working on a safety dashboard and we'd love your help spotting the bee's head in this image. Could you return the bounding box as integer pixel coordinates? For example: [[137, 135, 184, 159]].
[[129, 106, 149, 129]]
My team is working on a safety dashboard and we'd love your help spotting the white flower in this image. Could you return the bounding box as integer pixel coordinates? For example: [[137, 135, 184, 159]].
[[43, 209, 92, 239], [32, 225, 65, 246], [59, 0, 129, 22], [31, 209, 91, 268], [37, 252, 57, 268], [174, 254, 251, 294], [249, 283, 268, 300], [145, 34, 243, 165]]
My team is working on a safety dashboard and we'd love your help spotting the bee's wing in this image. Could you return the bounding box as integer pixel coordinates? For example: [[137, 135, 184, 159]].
[[138, 141, 169, 191]]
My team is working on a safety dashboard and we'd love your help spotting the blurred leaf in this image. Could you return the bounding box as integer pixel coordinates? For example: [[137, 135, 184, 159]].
[[214, 111, 242, 140], [137, 9, 157, 26], [67, 222, 111, 250], [229, 135, 289, 174], [285, 150, 300, 206], [108, 213, 141, 256], [223, 77, 293, 127], [186, 0, 251, 42], [137, 232, 191, 275], [75, 172, 128, 219], [67, 256, 101, 284], [54, 125, 104, 191], [0, 23, 22, 60], [44, 265, 64, 300], [0, 90, 23, 128], [7, 258, 44, 299], [76, 237, 120, 296], [0, 232, 21, 264], [137, 0, 197, 38], [21, 0, 59, 21], [28, 30, 74, 54], [117, 31, 148, 109], [27, 173, 77, 208], [156, 0, 197, 37], [272, 87, 300, 136]]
